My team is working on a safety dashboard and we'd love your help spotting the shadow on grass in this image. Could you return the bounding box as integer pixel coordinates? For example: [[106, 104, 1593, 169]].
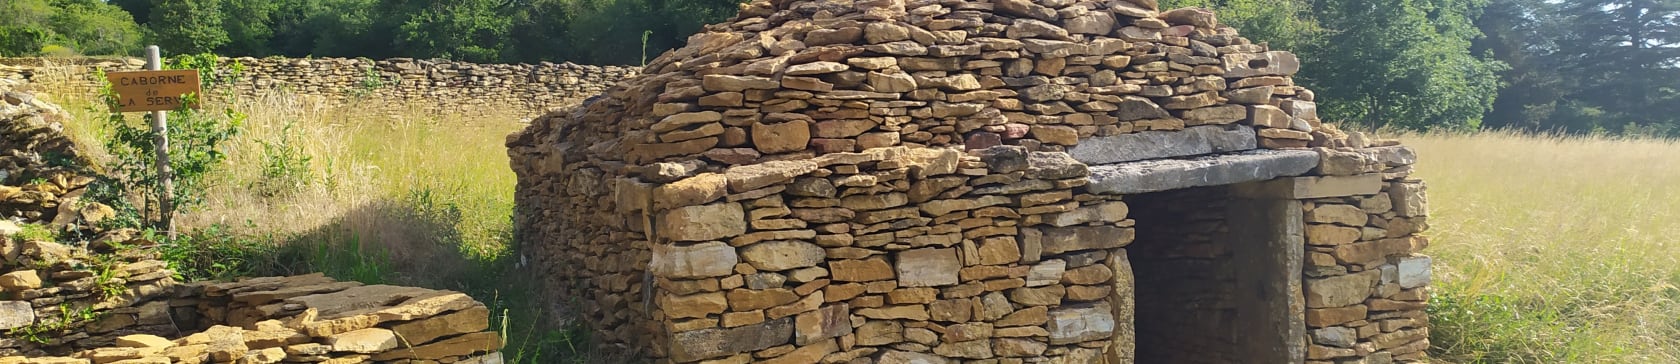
[[162, 196, 611, 364]]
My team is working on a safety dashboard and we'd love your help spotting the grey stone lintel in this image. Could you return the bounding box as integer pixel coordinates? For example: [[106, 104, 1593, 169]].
[[1068, 125, 1258, 165], [1086, 149, 1320, 195]]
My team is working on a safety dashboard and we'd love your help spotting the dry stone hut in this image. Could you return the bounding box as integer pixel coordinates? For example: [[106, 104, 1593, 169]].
[[508, 0, 1433, 363]]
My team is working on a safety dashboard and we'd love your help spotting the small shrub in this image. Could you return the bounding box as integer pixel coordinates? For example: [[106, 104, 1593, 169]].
[[251, 121, 313, 197], [293, 234, 394, 285], [350, 66, 386, 98]]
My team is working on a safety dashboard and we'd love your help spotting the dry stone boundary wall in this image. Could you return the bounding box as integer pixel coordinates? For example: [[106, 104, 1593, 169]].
[[508, 0, 1435, 363], [0, 57, 638, 118]]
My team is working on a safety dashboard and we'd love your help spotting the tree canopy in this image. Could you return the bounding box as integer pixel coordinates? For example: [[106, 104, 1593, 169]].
[[0, 0, 144, 56], [1, 0, 1676, 135]]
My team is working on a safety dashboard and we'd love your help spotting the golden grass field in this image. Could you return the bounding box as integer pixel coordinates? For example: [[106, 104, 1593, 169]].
[[1405, 131, 1680, 363], [27, 78, 1680, 363]]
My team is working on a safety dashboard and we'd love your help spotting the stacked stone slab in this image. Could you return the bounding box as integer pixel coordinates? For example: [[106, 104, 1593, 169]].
[[0, 57, 637, 118], [1, 80, 110, 231], [507, 0, 1433, 362], [0, 236, 179, 355], [0, 234, 506, 363]]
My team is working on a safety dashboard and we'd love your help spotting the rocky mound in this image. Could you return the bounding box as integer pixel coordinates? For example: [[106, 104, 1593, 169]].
[[0, 79, 110, 234]]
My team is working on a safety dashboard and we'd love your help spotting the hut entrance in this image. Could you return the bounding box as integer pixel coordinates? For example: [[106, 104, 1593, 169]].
[[1126, 185, 1305, 363]]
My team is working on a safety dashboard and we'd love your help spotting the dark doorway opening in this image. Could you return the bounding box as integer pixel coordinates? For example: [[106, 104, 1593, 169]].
[[1127, 185, 1304, 363]]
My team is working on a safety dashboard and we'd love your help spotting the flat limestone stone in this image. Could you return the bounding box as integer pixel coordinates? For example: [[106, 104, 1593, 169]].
[[369, 331, 502, 360], [1068, 125, 1256, 165], [1086, 149, 1318, 195], [0, 301, 33, 330], [667, 317, 794, 362], [896, 248, 960, 287], [288, 286, 479, 337], [1232, 173, 1384, 199], [1303, 270, 1380, 308], [1397, 256, 1432, 289], [650, 241, 739, 279], [325, 328, 399, 353], [1046, 302, 1115, 345], [389, 305, 491, 345]]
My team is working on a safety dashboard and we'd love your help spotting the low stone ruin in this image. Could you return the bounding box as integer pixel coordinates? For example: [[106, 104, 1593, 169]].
[[509, 0, 1433, 363], [0, 247, 504, 364], [1, 80, 505, 363]]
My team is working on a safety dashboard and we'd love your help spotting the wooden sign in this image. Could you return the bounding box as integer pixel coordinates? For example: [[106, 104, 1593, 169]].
[[106, 70, 203, 112]]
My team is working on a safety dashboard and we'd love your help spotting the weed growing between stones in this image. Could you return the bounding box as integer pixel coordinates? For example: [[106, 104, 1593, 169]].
[[11, 223, 56, 242], [8, 303, 101, 345]]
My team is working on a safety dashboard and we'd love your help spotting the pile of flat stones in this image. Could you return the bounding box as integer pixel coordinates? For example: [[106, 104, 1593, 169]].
[[0, 241, 507, 364], [0, 81, 110, 231], [0, 234, 176, 356]]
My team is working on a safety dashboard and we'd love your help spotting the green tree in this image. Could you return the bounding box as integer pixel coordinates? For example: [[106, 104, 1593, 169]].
[[218, 0, 278, 56], [1474, 0, 1680, 135], [48, 0, 145, 55], [1161, 0, 1500, 130], [1474, 0, 1593, 132], [1550, 0, 1680, 134], [383, 0, 511, 62], [147, 0, 229, 54], [264, 0, 386, 58], [0, 27, 51, 57], [0, 0, 56, 56], [1303, 0, 1506, 129], [521, 0, 740, 64], [504, 0, 570, 62], [1158, 0, 1324, 52], [0, 0, 141, 56], [111, 0, 154, 26]]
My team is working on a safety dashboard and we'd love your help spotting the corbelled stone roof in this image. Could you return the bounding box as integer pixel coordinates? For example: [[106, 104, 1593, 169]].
[[511, 0, 1373, 183]]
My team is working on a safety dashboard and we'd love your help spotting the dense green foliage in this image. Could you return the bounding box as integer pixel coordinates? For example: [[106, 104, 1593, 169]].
[[0, 0, 144, 56], [4, 0, 1678, 133], [105, 0, 742, 64], [1164, 0, 1506, 130], [1477, 0, 1680, 136]]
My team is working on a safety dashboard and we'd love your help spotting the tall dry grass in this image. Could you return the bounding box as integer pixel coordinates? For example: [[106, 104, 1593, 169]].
[[1405, 130, 1680, 363], [49, 88, 527, 262], [40, 84, 586, 362]]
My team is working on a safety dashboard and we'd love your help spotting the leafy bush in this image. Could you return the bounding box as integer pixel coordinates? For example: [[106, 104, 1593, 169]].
[[90, 53, 245, 231]]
